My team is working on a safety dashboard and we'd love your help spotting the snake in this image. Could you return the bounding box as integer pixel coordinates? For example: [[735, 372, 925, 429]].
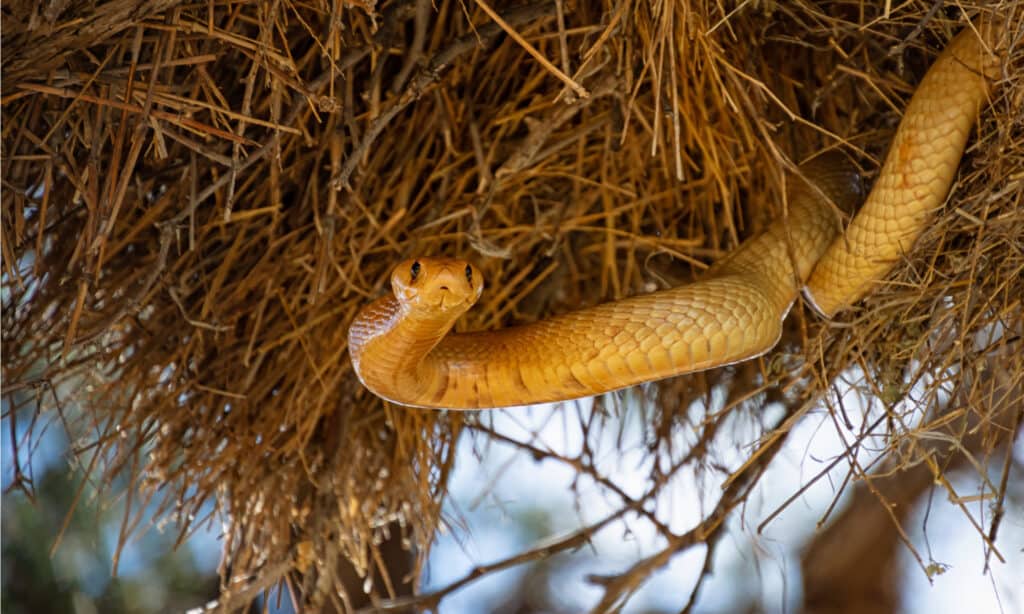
[[348, 20, 1005, 410]]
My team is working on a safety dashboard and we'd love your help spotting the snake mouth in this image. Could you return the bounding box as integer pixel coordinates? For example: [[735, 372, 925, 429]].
[[432, 288, 473, 311]]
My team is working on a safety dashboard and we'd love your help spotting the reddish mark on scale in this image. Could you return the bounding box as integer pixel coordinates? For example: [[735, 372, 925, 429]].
[[896, 133, 917, 189]]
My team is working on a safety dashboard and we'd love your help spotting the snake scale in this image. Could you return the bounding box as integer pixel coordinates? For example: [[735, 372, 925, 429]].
[[348, 19, 1005, 410]]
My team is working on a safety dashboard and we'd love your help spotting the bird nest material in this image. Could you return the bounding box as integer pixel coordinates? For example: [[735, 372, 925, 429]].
[[3, 0, 1022, 611]]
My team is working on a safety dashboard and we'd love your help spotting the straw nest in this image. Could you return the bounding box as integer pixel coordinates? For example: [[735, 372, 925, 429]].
[[3, 0, 1022, 611]]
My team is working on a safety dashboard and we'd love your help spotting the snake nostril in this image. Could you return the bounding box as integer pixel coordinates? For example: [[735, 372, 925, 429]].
[[439, 285, 449, 291]]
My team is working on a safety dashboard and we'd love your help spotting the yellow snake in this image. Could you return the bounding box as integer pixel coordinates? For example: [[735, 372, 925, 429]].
[[348, 21, 1004, 410]]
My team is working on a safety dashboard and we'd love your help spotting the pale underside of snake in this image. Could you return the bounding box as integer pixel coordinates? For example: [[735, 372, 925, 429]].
[[348, 20, 1005, 410]]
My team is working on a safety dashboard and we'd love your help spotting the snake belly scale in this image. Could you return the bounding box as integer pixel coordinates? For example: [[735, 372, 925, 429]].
[[348, 21, 1005, 410]]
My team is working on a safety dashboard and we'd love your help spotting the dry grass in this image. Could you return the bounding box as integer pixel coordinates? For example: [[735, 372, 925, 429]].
[[2, 0, 1022, 610]]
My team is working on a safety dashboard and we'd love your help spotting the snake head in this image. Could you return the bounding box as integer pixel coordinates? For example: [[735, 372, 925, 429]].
[[391, 257, 484, 316]]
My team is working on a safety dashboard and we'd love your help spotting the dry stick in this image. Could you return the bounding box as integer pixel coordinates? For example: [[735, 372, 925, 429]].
[[589, 400, 800, 613], [463, 71, 616, 252], [49, 414, 108, 558], [390, 0, 433, 94], [572, 0, 627, 83], [331, 0, 559, 190], [679, 542, 716, 614], [361, 404, 699, 611], [354, 505, 631, 613], [886, 0, 945, 62], [49, 54, 220, 77], [756, 412, 889, 534], [469, 422, 677, 540], [473, 0, 588, 97], [64, 227, 173, 348], [495, 73, 618, 177], [96, 28, 141, 264], [187, 47, 369, 208], [17, 83, 258, 145], [986, 399, 1023, 572], [554, 0, 572, 79], [362, 389, 762, 613], [2, 392, 34, 500]]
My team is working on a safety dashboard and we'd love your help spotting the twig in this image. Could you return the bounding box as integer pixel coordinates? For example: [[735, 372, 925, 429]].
[[589, 399, 798, 612], [16, 83, 260, 145], [473, 0, 588, 98], [331, 0, 559, 189], [354, 507, 629, 613]]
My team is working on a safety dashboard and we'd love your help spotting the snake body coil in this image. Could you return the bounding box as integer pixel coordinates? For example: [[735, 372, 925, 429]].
[[804, 20, 1004, 315], [348, 22, 1004, 410]]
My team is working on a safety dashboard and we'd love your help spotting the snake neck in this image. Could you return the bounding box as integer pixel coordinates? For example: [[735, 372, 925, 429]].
[[348, 295, 461, 406]]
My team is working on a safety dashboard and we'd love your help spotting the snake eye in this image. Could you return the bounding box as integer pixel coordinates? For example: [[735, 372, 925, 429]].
[[410, 260, 421, 282], [464, 264, 473, 284]]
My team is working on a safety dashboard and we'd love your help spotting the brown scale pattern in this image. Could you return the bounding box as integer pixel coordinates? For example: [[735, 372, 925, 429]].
[[804, 21, 1004, 315]]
